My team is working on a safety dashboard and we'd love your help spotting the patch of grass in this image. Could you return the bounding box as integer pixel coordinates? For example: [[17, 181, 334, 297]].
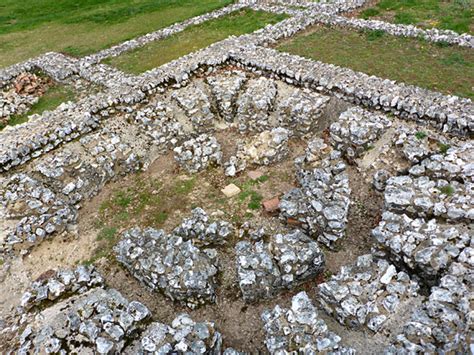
[[359, 0, 473, 34], [361, 8, 381, 18], [437, 142, 451, 154], [113, 191, 132, 208], [238, 190, 264, 210], [365, 29, 385, 41], [440, 53, 468, 66], [236, 175, 269, 210], [277, 26, 474, 99], [438, 185, 455, 195], [96, 226, 118, 242], [415, 131, 428, 140], [2, 85, 76, 130], [174, 177, 196, 195], [0, 0, 233, 67], [106, 9, 288, 74]]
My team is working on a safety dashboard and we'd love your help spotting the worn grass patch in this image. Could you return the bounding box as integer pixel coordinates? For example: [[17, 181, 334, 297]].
[[277, 26, 474, 99], [0, 0, 232, 67], [360, 0, 473, 34], [0, 85, 76, 130], [105, 9, 288, 74]]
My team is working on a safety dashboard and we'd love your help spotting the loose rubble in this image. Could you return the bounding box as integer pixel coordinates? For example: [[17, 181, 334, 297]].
[[206, 71, 247, 122], [384, 176, 473, 222], [236, 77, 278, 133], [173, 207, 234, 246], [20, 265, 104, 311], [373, 211, 472, 281], [277, 88, 330, 136], [17, 266, 150, 354], [386, 263, 472, 353]]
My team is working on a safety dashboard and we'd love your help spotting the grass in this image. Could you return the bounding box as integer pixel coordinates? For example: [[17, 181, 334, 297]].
[[415, 131, 428, 139], [237, 175, 269, 211], [105, 9, 288, 74], [360, 0, 473, 34], [439, 185, 455, 195], [0, 85, 76, 130], [0, 0, 233, 67], [438, 142, 451, 154], [277, 26, 474, 99]]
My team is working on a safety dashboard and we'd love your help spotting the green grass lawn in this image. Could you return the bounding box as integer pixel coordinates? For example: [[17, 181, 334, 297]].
[[0, 85, 76, 130], [360, 0, 473, 34], [0, 0, 233, 68], [277, 26, 474, 99], [104, 9, 288, 74]]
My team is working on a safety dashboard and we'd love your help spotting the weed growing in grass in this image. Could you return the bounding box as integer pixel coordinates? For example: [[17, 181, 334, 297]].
[[174, 177, 196, 195], [440, 53, 469, 66], [361, 8, 381, 18], [113, 191, 132, 208]]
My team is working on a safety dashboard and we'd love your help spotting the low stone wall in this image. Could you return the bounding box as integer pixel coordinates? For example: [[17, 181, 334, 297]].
[[230, 46, 473, 136], [314, 13, 474, 48]]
